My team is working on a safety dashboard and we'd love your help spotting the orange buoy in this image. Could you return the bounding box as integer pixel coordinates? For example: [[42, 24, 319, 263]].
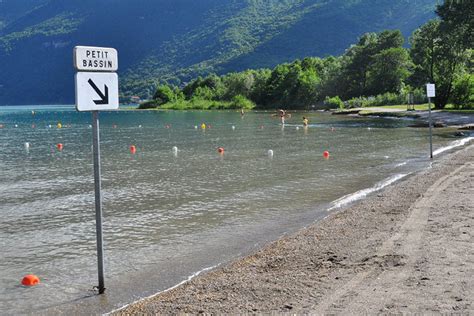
[[21, 274, 40, 286], [130, 145, 137, 154], [323, 150, 330, 158], [217, 147, 224, 154], [56, 143, 63, 151]]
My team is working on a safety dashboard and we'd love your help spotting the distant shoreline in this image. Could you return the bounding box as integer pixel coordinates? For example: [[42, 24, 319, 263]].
[[2, 104, 471, 130], [332, 107, 474, 129]]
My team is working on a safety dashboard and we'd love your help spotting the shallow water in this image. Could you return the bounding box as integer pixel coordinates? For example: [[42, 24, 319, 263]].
[[0, 106, 471, 314]]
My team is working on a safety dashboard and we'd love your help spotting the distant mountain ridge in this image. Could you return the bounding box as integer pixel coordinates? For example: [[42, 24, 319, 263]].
[[0, 0, 437, 105]]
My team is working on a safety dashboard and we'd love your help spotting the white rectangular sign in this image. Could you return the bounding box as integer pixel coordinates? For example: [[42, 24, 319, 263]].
[[426, 83, 436, 98], [74, 46, 118, 72], [75, 72, 119, 111]]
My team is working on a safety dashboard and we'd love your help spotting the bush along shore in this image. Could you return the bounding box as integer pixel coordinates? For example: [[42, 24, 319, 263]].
[[137, 1, 472, 112]]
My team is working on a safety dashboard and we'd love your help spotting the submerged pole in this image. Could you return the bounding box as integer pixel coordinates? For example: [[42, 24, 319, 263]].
[[92, 110, 105, 294]]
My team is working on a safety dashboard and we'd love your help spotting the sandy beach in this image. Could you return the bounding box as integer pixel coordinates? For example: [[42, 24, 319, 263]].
[[113, 142, 474, 314]]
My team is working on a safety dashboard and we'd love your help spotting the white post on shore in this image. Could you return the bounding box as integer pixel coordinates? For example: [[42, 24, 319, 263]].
[[428, 97, 433, 159], [426, 84, 436, 159]]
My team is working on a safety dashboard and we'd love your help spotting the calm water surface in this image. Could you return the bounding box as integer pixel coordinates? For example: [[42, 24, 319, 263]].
[[0, 106, 470, 314]]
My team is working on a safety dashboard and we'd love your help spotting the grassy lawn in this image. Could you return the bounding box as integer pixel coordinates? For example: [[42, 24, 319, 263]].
[[378, 104, 430, 110], [441, 104, 474, 113], [442, 109, 474, 114], [336, 103, 473, 118], [371, 104, 473, 113]]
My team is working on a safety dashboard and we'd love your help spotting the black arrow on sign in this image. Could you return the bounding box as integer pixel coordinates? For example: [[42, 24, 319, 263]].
[[88, 79, 109, 105]]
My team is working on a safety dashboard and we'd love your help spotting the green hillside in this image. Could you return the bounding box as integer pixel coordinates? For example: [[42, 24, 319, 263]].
[[0, 0, 48, 31], [0, 0, 437, 105]]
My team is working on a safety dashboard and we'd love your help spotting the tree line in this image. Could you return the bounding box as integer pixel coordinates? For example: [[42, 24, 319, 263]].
[[140, 1, 472, 110]]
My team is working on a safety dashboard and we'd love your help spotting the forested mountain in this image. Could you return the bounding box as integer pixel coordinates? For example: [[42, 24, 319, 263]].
[[0, 0, 48, 31], [0, 0, 437, 105]]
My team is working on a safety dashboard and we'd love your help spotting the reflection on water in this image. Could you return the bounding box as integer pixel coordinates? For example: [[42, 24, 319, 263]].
[[0, 106, 469, 313]]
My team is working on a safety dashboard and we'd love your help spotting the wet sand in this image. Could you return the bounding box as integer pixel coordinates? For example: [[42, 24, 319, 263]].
[[113, 143, 474, 314]]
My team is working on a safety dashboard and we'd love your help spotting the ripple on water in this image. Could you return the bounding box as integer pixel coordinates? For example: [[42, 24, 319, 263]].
[[0, 108, 470, 314]]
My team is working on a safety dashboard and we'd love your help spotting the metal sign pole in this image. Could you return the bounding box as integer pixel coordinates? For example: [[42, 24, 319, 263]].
[[92, 110, 105, 294], [428, 97, 433, 159], [75, 46, 118, 294]]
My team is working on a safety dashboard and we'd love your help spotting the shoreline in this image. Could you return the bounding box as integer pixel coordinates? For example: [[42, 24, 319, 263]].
[[113, 141, 474, 314], [332, 107, 474, 129]]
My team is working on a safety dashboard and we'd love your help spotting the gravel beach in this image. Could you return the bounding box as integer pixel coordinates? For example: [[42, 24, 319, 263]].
[[113, 142, 474, 314]]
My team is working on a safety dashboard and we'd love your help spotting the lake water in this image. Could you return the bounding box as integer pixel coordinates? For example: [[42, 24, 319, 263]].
[[0, 105, 471, 314]]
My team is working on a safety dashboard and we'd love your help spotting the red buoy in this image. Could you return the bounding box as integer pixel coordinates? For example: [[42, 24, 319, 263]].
[[21, 274, 40, 286], [323, 150, 330, 158], [56, 143, 63, 151], [217, 147, 224, 154], [130, 145, 137, 154]]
